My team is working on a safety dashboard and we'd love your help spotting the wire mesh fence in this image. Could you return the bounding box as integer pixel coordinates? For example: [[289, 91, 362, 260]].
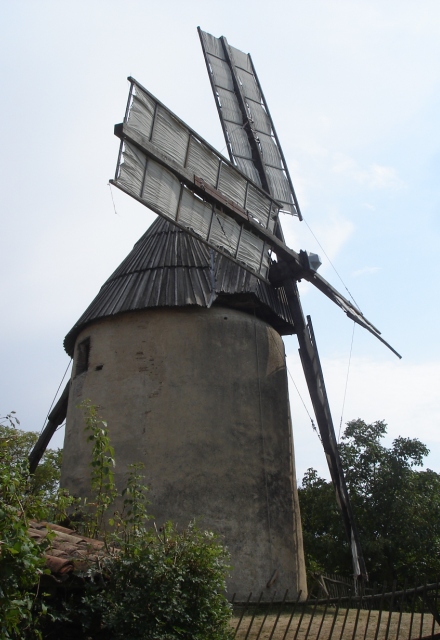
[[230, 579, 440, 640]]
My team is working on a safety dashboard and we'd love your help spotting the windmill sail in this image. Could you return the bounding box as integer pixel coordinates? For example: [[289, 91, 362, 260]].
[[198, 28, 301, 219], [111, 78, 400, 359], [112, 78, 287, 281]]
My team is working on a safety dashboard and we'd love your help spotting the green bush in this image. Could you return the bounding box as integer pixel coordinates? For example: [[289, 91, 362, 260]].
[[78, 401, 233, 639], [85, 522, 233, 640], [0, 413, 73, 639]]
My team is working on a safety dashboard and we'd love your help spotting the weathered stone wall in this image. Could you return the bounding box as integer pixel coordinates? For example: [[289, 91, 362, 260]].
[[61, 306, 307, 599]]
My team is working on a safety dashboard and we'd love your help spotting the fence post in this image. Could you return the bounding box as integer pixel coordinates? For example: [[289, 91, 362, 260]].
[[407, 577, 418, 640], [338, 592, 353, 640], [255, 590, 277, 640], [304, 593, 320, 640], [430, 578, 440, 637], [234, 592, 252, 637], [268, 590, 289, 640], [351, 589, 364, 640], [281, 590, 303, 640], [419, 580, 427, 639], [244, 592, 263, 640], [362, 583, 377, 640], [293, 595, 308, 640], [384, 580, 397, 640], [328, 593, 342, 640], [373, 581, 387, 640], [315, 595, 330, 640]]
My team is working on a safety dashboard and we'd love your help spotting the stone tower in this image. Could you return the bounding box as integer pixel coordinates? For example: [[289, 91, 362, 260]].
[[61, 217, 306, 599]]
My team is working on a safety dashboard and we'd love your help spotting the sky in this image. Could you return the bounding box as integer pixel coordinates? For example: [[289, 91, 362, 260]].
[[1, 1, 439, 482]]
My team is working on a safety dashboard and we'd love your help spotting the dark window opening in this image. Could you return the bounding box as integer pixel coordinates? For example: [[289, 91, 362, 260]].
[[75, 338, 90, 376]]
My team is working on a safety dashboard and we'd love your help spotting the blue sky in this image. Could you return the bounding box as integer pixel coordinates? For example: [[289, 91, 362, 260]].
[[1, 0, 439, 480]]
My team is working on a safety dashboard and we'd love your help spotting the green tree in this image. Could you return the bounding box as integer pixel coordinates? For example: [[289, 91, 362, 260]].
[[0, 415, 63, 499], [0, 413, 71, 638], [299, 419, 440, 583]]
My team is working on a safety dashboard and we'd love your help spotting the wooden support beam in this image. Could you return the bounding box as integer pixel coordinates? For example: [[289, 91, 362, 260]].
[[28, 381, 70, 474], [282, 277, 368, 581]]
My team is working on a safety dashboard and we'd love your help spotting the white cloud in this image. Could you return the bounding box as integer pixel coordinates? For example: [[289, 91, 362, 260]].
[[332, 153, 404, 190], [352, 266, 381, 277], [368, 164, 404, 190], [288, 353, 440, 479], [307, 212, 354, 265]]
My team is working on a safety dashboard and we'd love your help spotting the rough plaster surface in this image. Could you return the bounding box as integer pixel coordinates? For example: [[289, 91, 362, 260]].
[[61, 306, 307, 599]]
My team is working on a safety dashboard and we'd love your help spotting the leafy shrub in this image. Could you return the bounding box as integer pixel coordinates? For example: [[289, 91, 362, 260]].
[[85, 522, 233, 640], [78, 402, 233, 639], [0, 413, 74, 639]]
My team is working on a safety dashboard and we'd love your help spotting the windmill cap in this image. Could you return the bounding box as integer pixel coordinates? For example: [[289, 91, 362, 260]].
[[306, 252, 322, 272]]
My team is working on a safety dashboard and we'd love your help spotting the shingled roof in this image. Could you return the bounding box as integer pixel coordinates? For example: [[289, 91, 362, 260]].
[[64, 217, 295, 356]]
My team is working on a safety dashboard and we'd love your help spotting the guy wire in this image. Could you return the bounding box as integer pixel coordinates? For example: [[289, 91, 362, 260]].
[[302, 217, 361, 312], [108, 182, 118, 215], [268, 330, 319, 440], [338, 321, 356, 443], [40, 359, 72, 434]]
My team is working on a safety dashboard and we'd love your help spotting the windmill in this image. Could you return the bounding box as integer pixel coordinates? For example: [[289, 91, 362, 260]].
[[30, 28, 400, 598]]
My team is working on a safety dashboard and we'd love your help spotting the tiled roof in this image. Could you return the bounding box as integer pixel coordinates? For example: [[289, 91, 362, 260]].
[[64, 217, 295, 355], [28, 520, 109, 582]]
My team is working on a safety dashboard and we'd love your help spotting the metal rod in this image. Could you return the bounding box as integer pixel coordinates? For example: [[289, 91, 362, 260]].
[[431, 578, 440, 637], [293, 597, 308, 640], [338, 594, 352, 640], [304, 595, 320, 640], [255, 591, 277, 640], [234, 592, 252, 636], [395, 579, 407, 640], [419, 580, 427, 639], [328, 597, 342, 640], [315, 597, 329, 640], [281, 590, 302, 640], [363, 583, 377, 640], [268, 590, 289, 640], [408, 578, 417, 640], [373, 582, 387, 640], [384, 580, 397, 640], [351, 590, 363, 640], [244, 592, 263, 640]]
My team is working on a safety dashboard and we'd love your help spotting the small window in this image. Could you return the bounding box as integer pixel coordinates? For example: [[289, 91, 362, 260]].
[[75, 338, 90, 376]]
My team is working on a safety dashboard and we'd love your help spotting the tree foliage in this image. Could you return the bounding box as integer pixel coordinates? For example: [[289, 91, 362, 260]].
[[0, 413, 73, 639], [0, 414, 63, 499], [299, 419, 440, 583]]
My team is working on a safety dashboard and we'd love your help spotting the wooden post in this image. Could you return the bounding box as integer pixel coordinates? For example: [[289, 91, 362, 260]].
[[282, 278, 368, 582]]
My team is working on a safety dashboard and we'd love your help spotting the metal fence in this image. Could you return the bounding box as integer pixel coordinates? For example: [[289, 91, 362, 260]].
[[231, 580, 440, 639]]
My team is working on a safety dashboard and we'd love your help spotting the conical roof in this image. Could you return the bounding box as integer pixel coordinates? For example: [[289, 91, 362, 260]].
[[64, 217, 294, 356]]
